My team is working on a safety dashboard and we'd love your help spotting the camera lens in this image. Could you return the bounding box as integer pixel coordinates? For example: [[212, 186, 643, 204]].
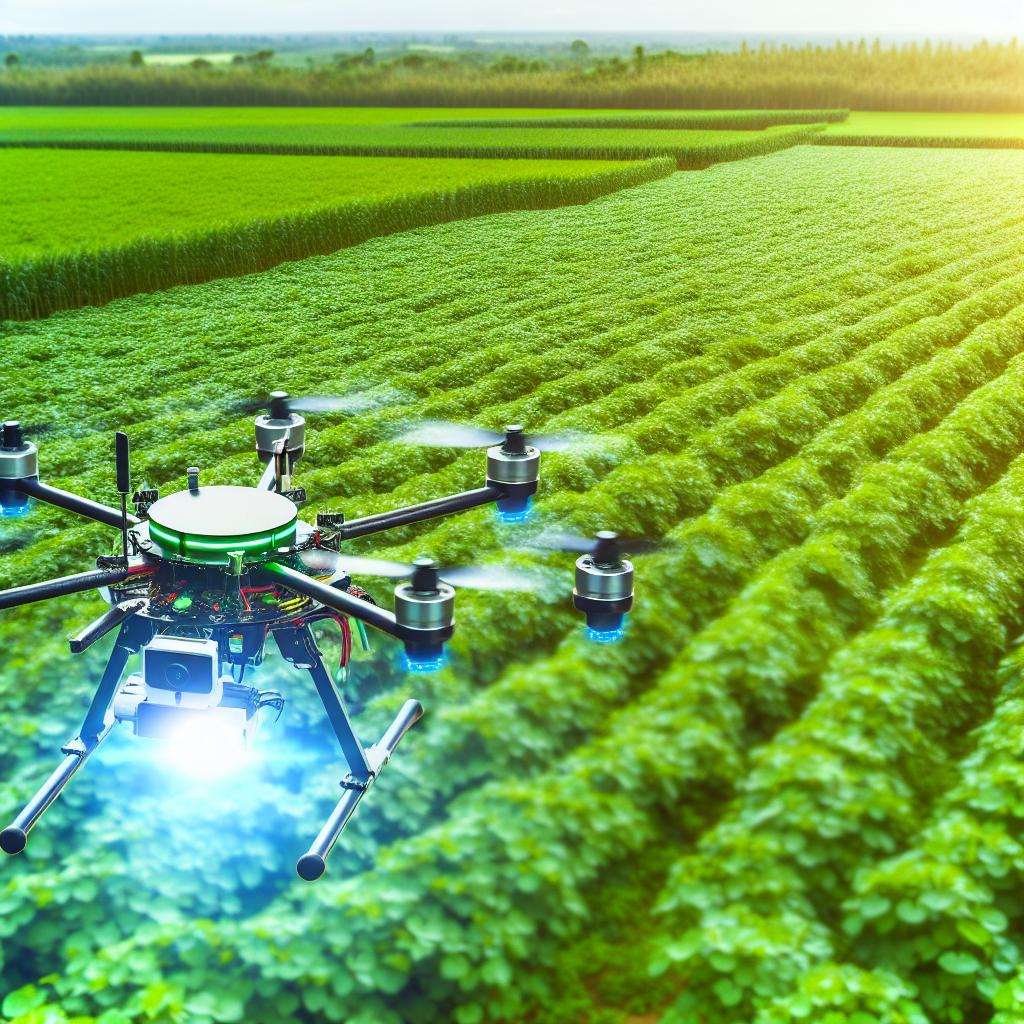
[[164, 662, 190, 687]]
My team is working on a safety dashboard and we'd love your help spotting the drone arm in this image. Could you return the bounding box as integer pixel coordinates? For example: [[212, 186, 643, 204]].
[[0, 612, 154, 856], [69, 600, 146, 654], [296, 698, 423, 882], [258, 458, 277, 492], [337, 485, 504, 541], [260, 561, 402, 638], [16, 477, 140, 530], [274, 621, 424, 881], [0, 566, 131, 612]]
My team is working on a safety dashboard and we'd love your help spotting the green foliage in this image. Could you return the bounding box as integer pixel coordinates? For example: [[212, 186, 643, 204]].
[[416, 109, 849, 129], [0, 149, 647, 261], [3, 146, 1024, 1022], [0, 119, 821, 168], [0, 156, 673, 321], [0, 39, 1021, 110]]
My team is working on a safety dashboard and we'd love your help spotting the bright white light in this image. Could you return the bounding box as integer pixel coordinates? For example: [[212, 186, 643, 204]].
[[163, 714, 250, 780]]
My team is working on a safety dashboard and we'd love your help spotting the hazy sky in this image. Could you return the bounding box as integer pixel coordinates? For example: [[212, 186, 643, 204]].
[[1, 0, 1021, 37]]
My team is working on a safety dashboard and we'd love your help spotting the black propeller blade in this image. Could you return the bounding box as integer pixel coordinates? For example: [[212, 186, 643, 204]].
[[299, 549, 547, 593]]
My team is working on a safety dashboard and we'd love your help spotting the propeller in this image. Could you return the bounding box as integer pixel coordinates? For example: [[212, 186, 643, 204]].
[[522, 528, 662, 563], [233, 387, 411, 420], [396, 420, 598, 454], [299, 549, 547, 593]]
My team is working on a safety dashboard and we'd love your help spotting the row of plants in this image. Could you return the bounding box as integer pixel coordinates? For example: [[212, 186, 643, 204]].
[[415, 109, 849, 130], [835, 646, 1024, 1019], [816, 133, 1024, 150], [407, 269, 1024, 812], [0, 157, 674, 322], [27, 296, 1024, 1023], [0, 124, 823, 167], [2, 147, 1023, 1021], [650, 324, 1024, 1023]]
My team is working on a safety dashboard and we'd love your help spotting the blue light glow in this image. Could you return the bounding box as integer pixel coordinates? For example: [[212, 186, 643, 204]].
[[402, 652, 449, 673], [586, 626, 625, 644], [0, 492, 31, 518], [495, 495, 533, 524]]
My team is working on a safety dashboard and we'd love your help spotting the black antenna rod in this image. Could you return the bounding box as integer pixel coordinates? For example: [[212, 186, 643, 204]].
[[115, 432, 130, 564]]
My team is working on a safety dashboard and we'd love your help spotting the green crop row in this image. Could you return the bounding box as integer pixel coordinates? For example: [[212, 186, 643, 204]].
[[832, 646, 1024, 1020], [403, 272, 1024, 816], [0, 148, 650, 263], [32, 303, 1024, 1023], [3, 147, 1024, 1022], [815, 134, 1024, 150], [651, 330, 1024, 1023], [0, 157, 673, 322], [413, 109, 850, 130], [0, 123, 823, 168]]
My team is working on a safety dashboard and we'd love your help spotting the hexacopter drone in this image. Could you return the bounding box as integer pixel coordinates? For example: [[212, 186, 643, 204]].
[[0, 393, 636, 880]]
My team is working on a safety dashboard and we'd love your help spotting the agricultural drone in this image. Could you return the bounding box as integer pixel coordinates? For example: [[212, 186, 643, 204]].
[[0, 394, 636, 880]]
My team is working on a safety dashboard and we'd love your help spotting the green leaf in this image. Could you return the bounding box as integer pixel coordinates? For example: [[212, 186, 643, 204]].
[[938, 951, 981, 976], [713, 979, 743, 1008], [2, 986, 46, 1019]]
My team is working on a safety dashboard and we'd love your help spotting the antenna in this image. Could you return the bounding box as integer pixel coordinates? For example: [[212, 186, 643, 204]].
[[115, 432, 130, 564]]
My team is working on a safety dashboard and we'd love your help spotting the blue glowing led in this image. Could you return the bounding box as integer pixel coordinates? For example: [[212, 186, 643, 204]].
[[402, 652, 449, 674], [495, 495, 533, 524], [586, 626, 625, 644], [0, 495, 31, 518]]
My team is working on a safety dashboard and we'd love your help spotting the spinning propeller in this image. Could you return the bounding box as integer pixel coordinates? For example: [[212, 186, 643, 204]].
[[300, 550, 546, 593], [397, 420, 597, 454], [250, 387, 411, 420], [523, 528, 662, 563]]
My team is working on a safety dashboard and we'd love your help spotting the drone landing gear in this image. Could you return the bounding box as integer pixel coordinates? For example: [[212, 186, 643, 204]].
[[274, 623, 423, 881], [1, 614, 155, 857]]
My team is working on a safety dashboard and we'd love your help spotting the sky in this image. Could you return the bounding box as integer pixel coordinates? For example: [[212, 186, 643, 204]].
[[1, 0, 1021, 37]]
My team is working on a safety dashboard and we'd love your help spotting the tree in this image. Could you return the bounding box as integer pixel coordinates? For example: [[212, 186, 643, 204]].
[[633, 44, 646, 66], [4, 52, 18, 69], [570, 39, 589, 57], [128, 49, 144, 67], [189, 57, 213, 70]]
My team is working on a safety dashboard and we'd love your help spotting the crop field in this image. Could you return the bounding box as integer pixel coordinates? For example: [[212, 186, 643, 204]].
[[3, 142, 1024, 1024], [0, 149, 645, 259], [0, 118, 821, 165], [0, 149, 671, 321], [819, 112, 1024, 150], [0, 105, 847, 134]]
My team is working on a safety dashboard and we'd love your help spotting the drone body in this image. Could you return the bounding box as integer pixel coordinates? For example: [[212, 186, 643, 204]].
[[0, 395, 635, 880]]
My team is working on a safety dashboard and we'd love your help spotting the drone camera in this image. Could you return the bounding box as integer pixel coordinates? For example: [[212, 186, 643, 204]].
[[142, 636, 221, 708]]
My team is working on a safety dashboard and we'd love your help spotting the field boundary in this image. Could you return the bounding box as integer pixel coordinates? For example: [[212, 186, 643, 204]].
[[0, 125, 822, 169], [0, 157, 674, 322], [814, 133, 1024, 150], [408, 109, 849, 130]]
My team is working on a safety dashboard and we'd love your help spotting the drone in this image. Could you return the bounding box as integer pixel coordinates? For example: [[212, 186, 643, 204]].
[[0, 393, 636, 880]]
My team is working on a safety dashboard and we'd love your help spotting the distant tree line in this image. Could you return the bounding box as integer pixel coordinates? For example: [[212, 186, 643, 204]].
[[0, 39, 1021, 111]]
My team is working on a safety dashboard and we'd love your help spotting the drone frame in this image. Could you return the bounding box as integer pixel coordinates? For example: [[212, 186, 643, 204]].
[[0, 413, 540, 879]]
